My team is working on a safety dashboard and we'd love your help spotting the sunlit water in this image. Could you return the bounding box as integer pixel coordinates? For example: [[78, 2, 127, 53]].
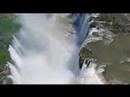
[[7, 14, 104, 84]]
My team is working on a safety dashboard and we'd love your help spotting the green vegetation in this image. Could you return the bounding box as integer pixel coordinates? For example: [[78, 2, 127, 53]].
[[0, 14, 20, 84]]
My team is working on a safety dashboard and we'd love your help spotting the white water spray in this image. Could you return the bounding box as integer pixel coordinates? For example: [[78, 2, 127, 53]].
[[8, 14, 104, 84]]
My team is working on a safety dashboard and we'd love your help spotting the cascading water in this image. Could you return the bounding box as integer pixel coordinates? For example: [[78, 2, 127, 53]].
[[7, 14, 104, 84]]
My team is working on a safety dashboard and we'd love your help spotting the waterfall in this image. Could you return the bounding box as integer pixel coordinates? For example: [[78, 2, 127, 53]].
[[71, 14, 90, 45], [7, 14, 104, 84]]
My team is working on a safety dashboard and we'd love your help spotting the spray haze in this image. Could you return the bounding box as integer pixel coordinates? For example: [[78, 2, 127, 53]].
[[8, 14, 79, 84], [8, 14, 104, 84]]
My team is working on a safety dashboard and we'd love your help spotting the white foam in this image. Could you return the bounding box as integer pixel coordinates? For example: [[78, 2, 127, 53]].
[[8, 14, 104, 84]]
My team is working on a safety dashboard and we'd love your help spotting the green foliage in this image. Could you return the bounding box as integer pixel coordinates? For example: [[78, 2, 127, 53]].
[[0, 49, 10, 65], [0, 14, 20, 84], [0, 14, 19, 33]]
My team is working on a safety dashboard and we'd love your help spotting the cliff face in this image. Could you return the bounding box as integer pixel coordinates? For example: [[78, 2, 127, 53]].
[[79, 14, 130, 84], [80, 13, 130, 61], [90, 14, 130, 33]]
